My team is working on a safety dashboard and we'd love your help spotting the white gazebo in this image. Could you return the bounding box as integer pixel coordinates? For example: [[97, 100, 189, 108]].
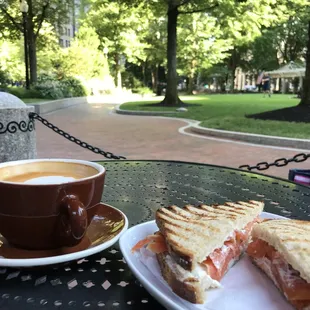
[[266, 61, 305, 93]]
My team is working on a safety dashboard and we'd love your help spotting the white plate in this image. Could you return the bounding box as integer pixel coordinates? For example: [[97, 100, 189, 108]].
[[0, 204, 128, 268], [120, 212, 294, 310]]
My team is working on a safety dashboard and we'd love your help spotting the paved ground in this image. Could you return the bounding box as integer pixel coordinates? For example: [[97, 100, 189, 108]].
[[36, 103, 310, 180]]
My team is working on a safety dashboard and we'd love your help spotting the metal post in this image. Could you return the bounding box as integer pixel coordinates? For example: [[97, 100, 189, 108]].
[[22, 11, 30, 90]]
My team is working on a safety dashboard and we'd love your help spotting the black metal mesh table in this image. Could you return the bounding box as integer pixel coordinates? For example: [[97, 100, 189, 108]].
[[1, 160, 310, 310]]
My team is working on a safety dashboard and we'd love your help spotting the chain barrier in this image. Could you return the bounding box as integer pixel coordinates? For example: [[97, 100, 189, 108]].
[[29, 112, 310, 170], [29, 112, 126, 160], [239, 153, 310, 171]]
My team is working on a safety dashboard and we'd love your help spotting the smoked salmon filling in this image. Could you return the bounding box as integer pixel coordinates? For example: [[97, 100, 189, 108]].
[[247, 239, 310, 310], [132, 218, 258, 282]]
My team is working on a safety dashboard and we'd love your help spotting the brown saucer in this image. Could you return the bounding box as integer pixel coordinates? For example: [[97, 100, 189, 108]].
[[0, 203, 127, 267]]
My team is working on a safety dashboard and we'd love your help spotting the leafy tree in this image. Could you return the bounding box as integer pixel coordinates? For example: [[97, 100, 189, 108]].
[[177, 13, 233, 94], [86, 0, 148, 88], [273, 16, 308, 64], [138, 6, 167, 91], [0, 39, 24, 82], [243, 15, 307, 74], [300, 20, 310, 106], [241, 31, 279, 74], [215, 0, 308, 89], [59, 25, 109, 81], [0, 0, 73, 84], [148, 0, 295, 105], [200, 64, 230, 91]]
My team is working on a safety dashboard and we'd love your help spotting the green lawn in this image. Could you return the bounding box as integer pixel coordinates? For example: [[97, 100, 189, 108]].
[[120, 94, 310, 139], [22, 98, 53, 104]]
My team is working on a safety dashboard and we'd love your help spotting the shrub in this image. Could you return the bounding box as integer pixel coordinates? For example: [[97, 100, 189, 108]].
[[132, 86, 154, 96], [34, 74, 64, 99], [34, 74, 87, 99], [0, 69, 9, 87], [122, 72, 144, 90], [59, 76, 87, 98], [6, 86, 43, 99]]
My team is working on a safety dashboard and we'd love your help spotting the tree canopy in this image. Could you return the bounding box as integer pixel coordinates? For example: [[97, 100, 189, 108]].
[[1, 0, 310, 104]]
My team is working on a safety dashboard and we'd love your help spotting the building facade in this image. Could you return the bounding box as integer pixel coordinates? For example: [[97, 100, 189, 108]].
[[58, 0, 89, 48]]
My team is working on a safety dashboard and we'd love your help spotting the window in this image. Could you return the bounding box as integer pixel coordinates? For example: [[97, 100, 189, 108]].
[[66, 40, 70, 47], [59, 39, 64, 47], [68, 28, 71, 36]]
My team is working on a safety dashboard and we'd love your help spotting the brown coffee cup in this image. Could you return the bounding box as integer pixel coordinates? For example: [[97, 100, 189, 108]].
[[0, 159, 106, 250]]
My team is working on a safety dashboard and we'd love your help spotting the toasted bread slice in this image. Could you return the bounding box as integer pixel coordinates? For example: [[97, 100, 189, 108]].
[[251, 219, 310, 283], [157, 252, 219, 304], [155, 200, 264, 271], [157, 249, 243, 304]]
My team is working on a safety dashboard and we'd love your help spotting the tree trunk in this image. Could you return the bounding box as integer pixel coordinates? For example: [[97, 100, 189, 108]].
[[27, 0, 37, 84], [114, 54, 122, 89], [151, 65, 158, 93], [28, 33, 37, 84], [231, 66, 236, 90], [196, 71, 201, 88], [142, 61, 148, 86], [160, 3, 182, 105], [299, 21, 310, 106], [117, 70, 122, 89], [227, 48, 240, 91], [188, 75, 194, 94], [187, 59, 197, 94]]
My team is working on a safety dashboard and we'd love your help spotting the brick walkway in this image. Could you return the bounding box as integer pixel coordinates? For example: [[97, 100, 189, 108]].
[[36, 104, 310, 180]]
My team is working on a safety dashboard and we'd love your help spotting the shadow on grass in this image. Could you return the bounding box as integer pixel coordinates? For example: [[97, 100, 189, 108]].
[[138, 102, 203, 108], [246, 105, 310, 123]]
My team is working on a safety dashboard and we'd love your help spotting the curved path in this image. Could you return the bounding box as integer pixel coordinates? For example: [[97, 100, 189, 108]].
[[36, 103, 310, 179]]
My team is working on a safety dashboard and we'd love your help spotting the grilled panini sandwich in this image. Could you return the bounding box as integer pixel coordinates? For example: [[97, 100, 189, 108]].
[[132, 200, 264, 303], [247, 219, 310, 310]]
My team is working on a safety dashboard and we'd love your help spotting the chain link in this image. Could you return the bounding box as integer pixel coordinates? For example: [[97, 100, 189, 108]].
[[239, 153, 310, 171], [29, 112, 126, 160]]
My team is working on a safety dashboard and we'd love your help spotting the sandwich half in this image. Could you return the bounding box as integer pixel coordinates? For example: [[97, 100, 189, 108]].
[[247, 219, 310, 310], [132, 200, 264, 303]]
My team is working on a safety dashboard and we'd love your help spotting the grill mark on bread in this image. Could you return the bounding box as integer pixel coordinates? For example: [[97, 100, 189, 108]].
[[237, 201, 261, 208], [202, 204, 247, 215], [162, 206, 219, 221], [226, 202, 258, 214], [224, 205, 251, 214], [223, 203, 251, 214], [156, 200, 264, 272], [158, 213, 216, 230], [184, 206, 234, 219], [158, 208, 191, 221], [199, 205, 239, 219], [185, 205, 238, 220], [168, 205, 218, 220], [200, 204, 243, 214], [168, 205, 196, 218], [183, 205, 221, 218]]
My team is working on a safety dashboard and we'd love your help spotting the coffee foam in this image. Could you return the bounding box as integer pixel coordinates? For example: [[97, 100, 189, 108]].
[[24, 176, 77, 185]]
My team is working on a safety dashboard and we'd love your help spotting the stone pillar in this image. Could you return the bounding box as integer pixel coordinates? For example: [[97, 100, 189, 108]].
[[0, 92, 37, 163], [238, 70, 242, 90], [276, 78, 280, 91], [299, 76, 303, 89], [281, 78, 286, 94], [241, 73, 245, 90]]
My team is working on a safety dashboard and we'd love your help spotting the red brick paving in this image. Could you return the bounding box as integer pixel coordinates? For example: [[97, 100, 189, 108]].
[[36, 104, 310, 180]]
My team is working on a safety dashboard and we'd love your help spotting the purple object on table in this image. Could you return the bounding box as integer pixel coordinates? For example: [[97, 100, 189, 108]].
[[289, 169, 310, 186]]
